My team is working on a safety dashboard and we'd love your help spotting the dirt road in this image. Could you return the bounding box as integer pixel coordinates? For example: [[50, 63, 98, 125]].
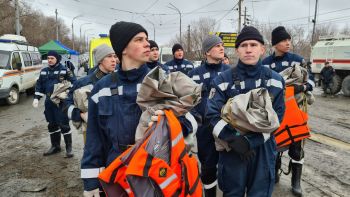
[[0, 87, 349, 197]]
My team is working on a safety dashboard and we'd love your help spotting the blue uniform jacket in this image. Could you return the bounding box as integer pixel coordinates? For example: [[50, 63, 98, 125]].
[[206, 61, 285, 150], [164, 58, 194, 75], [188, 62, 230, 123], [34, 63, 76, 100], [62, 68, 108, 122], [262, 52, 315, 90], [81, 64, 194, 191]]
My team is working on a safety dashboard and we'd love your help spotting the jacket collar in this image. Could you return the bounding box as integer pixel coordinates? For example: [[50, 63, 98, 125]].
[[204, 60, 223, 70], [236, 60, 262, 78], [147, 61, 160, 69], [174, 58, 184, 65], [48, 63, 62, 70], [273, 51, 291, 60], [118, 64, 148, 82]]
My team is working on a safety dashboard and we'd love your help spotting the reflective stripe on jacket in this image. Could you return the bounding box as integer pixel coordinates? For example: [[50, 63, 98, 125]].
[[98, 110, 202, 197], [273, 86, 310, 149]]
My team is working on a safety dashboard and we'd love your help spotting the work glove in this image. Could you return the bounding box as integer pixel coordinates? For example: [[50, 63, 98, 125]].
[[148, 110, 165, 127], [184, 133, 195, 153], [227, 135, 255, 161], [83, 188, 100, 197], [32, 99, 39, 108], [305, 83, 313, 92], [81, 112, 88, 122], [292, 84, 306, 94]]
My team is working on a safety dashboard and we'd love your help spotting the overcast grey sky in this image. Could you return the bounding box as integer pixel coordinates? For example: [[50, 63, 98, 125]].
[[26, 0, 350, 46]]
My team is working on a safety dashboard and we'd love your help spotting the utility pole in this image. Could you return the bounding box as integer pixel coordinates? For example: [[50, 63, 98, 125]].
[[242, 6, 250, 26], [238, 0, 243, 32], [55, 9, 58, 40], [15, 0, 21, 35], [243, 7, 247, 26], [187, 25, 191, 55], [168, 3, 182, 44], [311, 0, 319, 46], [72, 15, 82, 50]]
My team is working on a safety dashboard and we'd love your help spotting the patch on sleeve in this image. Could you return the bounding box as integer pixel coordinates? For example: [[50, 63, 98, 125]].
[[209, 88, 216, 99]]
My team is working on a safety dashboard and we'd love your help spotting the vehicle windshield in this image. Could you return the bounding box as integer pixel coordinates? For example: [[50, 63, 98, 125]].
[[0, 50, 11, 69], [162, 54, 173, 63]]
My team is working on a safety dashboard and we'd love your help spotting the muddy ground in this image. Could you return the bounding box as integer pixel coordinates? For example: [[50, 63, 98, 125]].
[[0, 86, 349, 197]]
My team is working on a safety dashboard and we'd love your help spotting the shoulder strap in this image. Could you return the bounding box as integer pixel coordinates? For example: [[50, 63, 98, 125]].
[[111, 71, 118, 83], [259, 66, 272, 88], [231, 66, 241, 91], [110, 71, 119, 95]]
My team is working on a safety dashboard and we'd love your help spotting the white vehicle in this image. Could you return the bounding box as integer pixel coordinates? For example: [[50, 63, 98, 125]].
[[159, 47, 173, 64], [311, 35, 350, 96], [0, 34, 43, 104]]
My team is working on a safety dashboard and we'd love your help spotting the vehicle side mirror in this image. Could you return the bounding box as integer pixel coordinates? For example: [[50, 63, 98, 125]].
[[16, 63, 22, 70]]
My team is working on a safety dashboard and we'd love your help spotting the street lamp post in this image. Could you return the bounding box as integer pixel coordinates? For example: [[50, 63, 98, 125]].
[[71, 14, 83, 50], [142, 16, 156, 41], [86, 34, 95, 52], [168, 3, 182, 44], [80, 23, 92, 52], [84, 29, 94, 51]]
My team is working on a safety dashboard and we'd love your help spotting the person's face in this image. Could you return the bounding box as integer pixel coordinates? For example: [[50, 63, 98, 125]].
[[174, 49, 184, 59], [275, 39, 291, 53], [235, 40, 265, 65], [149, 47, 159, 62], [206, 43, 224, 61], [100, 53, 117, 73], [123, 32, 150, 64], [325, 63, 330, 67], [47, 56, 57, 66], [223, 57, 230, 65]]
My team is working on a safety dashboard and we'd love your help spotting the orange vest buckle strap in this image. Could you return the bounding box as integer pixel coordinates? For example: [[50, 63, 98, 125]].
[[273, 86, 311, 149]]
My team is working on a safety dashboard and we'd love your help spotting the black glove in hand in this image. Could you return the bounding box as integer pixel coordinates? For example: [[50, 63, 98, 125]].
[[227, 135, 250, 155], [293, 84, 306, 94], [305, 83, 313, 91]]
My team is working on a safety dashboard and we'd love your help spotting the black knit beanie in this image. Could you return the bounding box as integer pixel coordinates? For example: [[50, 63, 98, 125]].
[[109, 21, 148, 60], [172, 43, 183, 55], [47, 50, 60, 61], [149, 40, 159, 49], [271, 26, 291, 46], [235, 26, 264, 48]]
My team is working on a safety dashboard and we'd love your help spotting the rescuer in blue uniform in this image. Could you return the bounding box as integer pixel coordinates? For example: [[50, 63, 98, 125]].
[[61, 44, 117, 143], [146, 40, 168, 72], [164, 43, 194, 75], [32, 50, 76, 158], [81, 22, 196, 197], [188, 35, 230, 197], [262, 26, 314, 197], [206, 26, 285, 197]]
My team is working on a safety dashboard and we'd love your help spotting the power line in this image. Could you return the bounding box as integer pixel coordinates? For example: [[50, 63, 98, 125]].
[[188, 0, 223, 13], [260, 7, 350, 25]]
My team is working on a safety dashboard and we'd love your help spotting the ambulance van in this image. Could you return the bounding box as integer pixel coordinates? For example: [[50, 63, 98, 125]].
[[0, 34, 42, 104]]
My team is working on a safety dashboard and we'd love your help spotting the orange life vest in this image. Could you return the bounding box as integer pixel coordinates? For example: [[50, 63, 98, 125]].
[[273, 86, 311, 149], [98, 109, 202, 197]]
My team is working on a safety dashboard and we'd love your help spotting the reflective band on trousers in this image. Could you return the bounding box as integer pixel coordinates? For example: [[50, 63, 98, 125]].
[[203, 180, 217, 189]]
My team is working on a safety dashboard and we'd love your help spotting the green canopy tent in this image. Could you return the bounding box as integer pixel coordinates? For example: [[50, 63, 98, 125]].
[[39, 40, 79, 68], [38, 40, 79, 55]]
